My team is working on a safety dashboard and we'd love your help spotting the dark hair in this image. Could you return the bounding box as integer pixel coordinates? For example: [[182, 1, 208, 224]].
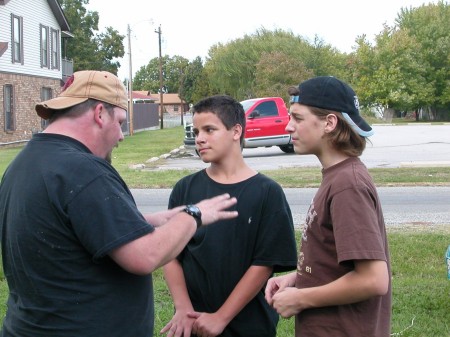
[[288, 85, 366, 156], [193, 95, 246, 145], [49, 99, 116, 123], [287, 85, 299, 97]]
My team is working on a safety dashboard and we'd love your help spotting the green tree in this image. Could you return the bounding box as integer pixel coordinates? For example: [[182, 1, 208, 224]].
[[204, 38, 257, 98], [204, 28, 311, 99], [179, 57, 206, 104], [163, 56, 190, 94], [351, 35, 379, 107], [190, 68, 213, 104], [356, 24, 432, 116], [302, 35, 350, 81], [377, 27, 432, 111], [133, 57, 161, 92], [58, 0, 125, 75], [254, 51, 313, 99], [350, 2, 449, 121], [203, 28, 349, 101], [396, 1, 450, 119], [133, 55, 191, 95]]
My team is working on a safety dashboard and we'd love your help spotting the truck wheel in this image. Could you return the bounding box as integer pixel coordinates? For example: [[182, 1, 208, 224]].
[[279, 144, 295, 153]]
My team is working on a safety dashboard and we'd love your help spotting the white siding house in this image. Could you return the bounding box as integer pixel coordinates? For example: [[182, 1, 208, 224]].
[[0, 0, 71, 145]]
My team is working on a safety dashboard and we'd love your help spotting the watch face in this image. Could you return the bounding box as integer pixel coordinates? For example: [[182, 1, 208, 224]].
[[185, 204, 202, 228], [187, 205, 201, 218], [189, 205, 200, 214]]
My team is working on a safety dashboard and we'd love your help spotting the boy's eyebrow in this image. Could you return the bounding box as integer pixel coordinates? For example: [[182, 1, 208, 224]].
[[194, 123, 217, 130]]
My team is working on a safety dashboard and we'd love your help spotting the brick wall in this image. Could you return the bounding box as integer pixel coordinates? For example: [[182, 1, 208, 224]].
[[0, 73, 61, 145]]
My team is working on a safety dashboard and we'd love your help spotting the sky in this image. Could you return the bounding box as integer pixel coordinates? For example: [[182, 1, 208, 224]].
[[85, 0, 438, 81]]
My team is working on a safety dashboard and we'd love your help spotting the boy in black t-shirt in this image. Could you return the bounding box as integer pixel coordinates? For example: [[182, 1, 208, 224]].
[[162, 95, 297, 337]]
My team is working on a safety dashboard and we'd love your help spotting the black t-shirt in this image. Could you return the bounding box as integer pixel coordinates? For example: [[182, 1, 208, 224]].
[[169, 170, 297, 337], [0, 133, 155, 337]]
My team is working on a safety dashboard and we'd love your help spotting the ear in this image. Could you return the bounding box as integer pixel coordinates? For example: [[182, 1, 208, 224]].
[[93, 103, 104, 127], [324, 113, 338, 133], [233, 124, 243, 141]]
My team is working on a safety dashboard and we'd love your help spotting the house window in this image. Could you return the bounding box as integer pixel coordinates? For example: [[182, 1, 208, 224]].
[[40, 87, 52, 129], [40, 25, 49, 68], [50, 29, 60, 69], [11, 14, 23, 64], [3, 85, 15, 132]]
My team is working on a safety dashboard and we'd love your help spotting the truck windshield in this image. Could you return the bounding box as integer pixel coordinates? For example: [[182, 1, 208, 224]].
[[240, 99, 257, 112]]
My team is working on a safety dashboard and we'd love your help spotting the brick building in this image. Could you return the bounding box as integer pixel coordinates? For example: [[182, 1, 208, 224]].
[[0, 0, 72, 145]]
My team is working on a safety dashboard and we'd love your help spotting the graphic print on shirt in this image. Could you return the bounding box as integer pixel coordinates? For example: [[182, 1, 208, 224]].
[[302, 201, 317, 242], [297, 251, 304, 276], [298, 201, 316, 276]]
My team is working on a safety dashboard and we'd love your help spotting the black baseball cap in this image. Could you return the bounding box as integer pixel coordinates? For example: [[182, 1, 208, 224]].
[[290, 76, 374, 137]]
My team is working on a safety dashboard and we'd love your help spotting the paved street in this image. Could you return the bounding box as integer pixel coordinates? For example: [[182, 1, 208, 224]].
[[131, 186, 450, 228], [154, 124, 450, 170]]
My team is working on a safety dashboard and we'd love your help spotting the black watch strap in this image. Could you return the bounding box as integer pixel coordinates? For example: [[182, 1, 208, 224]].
[[183, 204, 202, 228]]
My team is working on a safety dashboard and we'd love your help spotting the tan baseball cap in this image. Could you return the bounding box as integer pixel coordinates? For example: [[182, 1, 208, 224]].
[[36, 70, 128, 119]]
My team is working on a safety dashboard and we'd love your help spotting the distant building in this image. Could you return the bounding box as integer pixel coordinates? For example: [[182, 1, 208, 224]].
[[135, 91, 188, 115], [132, 91, 157, 104]]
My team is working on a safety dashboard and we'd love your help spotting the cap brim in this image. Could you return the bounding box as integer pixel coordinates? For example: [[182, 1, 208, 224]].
[[35, 96, 89, 119], [342, 112, 374, 137]]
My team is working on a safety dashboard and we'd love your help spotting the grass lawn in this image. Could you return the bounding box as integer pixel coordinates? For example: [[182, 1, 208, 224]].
[[155, 229, 450, 337], [0, 230, 448, 336], [0, 126, 449, 336]]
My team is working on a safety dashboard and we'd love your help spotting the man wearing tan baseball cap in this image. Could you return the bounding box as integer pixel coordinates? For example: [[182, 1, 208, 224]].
[[0, 70, 238, 337], [35, 70, 128, 120]]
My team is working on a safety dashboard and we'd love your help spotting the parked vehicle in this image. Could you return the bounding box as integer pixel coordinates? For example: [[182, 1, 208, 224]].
[[183, 97, 294, 153]]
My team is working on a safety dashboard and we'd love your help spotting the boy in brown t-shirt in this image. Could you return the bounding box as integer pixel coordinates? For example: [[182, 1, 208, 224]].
[[265, 76, 391, 337]]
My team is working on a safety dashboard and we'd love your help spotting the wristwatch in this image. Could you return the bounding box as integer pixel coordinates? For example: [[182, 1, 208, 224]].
[[183, 204, 202, 228]]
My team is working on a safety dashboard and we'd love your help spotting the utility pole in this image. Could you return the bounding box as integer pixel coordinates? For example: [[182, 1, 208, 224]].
[[155, 25, 164, 129], [179, 73, 185, 126], [127, 24, 134, 135]]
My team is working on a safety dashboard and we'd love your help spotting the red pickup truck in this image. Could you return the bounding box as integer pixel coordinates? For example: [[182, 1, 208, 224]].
[[183, 97, 294, 153]]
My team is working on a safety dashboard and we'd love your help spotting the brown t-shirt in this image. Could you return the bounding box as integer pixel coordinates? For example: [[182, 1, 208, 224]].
[[295, 157, 392, 337]]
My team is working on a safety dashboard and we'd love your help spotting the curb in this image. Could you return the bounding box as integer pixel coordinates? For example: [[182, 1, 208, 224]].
[[400, 161, 450, 168], [130, 146, 193, 170]]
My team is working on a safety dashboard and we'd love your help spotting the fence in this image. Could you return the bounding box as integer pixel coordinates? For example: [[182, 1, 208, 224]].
[[122, 103, 189, 135]]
